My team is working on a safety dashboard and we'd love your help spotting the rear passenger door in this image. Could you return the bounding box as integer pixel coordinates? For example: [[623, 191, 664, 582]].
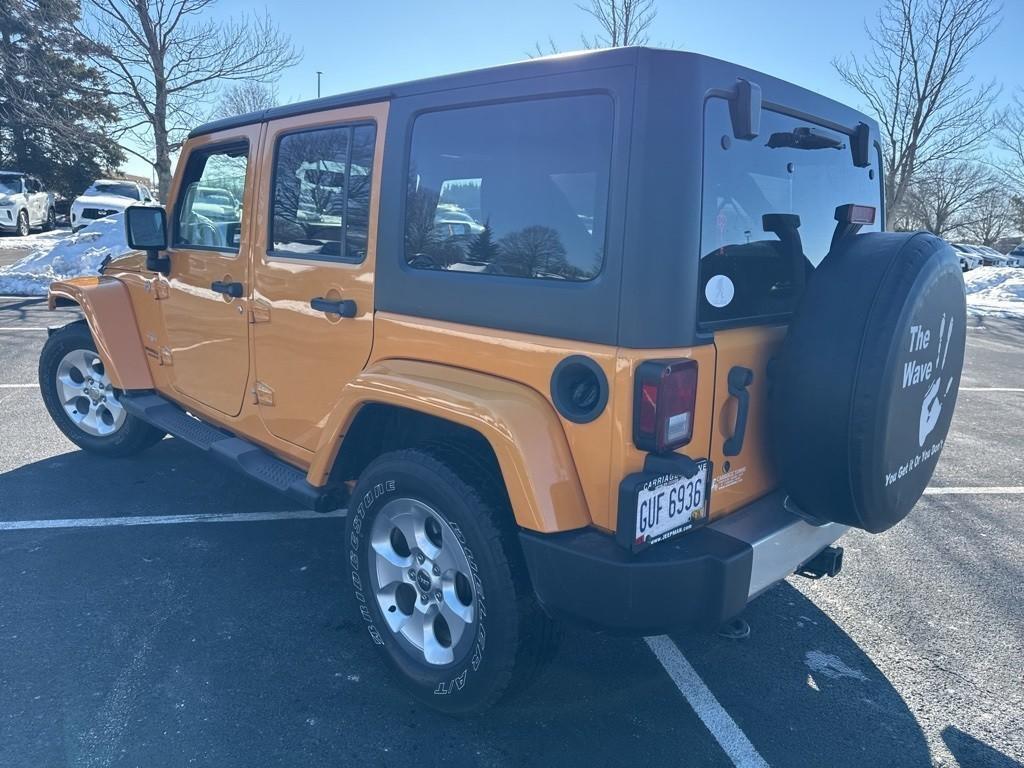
[[26, 177, 47, 225], [250, 104, 387, 451]]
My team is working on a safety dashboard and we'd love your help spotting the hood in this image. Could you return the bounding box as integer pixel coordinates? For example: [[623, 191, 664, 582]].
[[72, 193, 135, 210]]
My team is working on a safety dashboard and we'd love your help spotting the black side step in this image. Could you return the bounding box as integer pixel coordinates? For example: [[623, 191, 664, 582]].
[[123, 393, 344, 512]]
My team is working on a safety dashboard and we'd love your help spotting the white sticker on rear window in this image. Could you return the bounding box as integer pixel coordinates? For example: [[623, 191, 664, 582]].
[[705, 274, 734, 308]]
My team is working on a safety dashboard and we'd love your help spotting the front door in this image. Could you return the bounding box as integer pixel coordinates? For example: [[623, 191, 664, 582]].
[[161, 129, 260, 416], [250, 104, 387, 450]]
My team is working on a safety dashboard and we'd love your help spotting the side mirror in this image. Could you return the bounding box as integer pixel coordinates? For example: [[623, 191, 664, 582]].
[[125, 204, 170, 275]]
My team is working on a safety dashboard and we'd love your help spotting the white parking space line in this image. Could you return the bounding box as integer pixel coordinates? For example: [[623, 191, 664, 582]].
[[645, 635, 770, 768], [0, 509, 346, 531], [0, 384, 37, 388], [924, 487, 1024, 495], [959, 387, 1024, 392], [0, 327, 50, 331]]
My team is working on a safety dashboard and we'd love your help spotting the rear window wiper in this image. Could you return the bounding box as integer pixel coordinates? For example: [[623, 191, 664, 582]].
[[766, 127, 845, 151]]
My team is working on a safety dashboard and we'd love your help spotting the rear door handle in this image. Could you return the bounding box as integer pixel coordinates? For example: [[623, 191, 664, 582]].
[[310, 296, 357, 318], [723, 366, 754, 457], [211, 280, 243, 298]]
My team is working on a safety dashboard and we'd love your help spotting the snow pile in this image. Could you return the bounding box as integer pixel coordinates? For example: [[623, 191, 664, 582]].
[[0, 228, 67, 253], [963, 266, 1024, 318], [0, 215, 130, 295]]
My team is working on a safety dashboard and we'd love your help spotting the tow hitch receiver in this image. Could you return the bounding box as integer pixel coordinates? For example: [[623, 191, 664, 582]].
[[796, 545, 844, 579]]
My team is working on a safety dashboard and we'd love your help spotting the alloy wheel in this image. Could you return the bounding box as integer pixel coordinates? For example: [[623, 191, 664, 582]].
[[55, 348, 126, 437], [368, 497, 477, 666]]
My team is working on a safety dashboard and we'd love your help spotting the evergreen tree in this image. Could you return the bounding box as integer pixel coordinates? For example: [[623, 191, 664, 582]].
[[0, 0, 122, 196], [467, 222, 499, 264]]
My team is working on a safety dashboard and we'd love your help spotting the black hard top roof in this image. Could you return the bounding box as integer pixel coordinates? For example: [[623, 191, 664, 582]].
[[189, 47, 873, 140]]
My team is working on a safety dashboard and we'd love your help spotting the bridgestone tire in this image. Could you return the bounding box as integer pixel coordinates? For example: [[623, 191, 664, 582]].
[[39, 322, 166, 457], [771, 232, 966, 533], [344, 448, 558, 715]]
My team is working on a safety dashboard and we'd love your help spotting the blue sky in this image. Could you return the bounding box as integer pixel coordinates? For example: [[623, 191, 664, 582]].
[[124, 0, 1024, 178]]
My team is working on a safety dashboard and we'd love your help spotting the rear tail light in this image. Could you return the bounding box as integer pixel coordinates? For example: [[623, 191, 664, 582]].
[[633, 359, 698, 453]]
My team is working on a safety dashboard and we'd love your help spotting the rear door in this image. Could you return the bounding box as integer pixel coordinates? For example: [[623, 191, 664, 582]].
[[26, 177, 47, 224], [161, 129, 259, 416], [249, 103, 387, 451], [698, 97, 881, 516]]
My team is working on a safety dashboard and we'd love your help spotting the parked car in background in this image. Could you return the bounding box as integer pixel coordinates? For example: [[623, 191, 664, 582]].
[[0, 171, 56, 236], [951, 243, 982, 271], [71, 179, 153, 232], [189, 185, 240, 223], [1005, 244, 1024, 267]]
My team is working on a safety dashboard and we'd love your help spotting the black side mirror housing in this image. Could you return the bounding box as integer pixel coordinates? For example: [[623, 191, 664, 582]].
[[125, 205, 170, 275]]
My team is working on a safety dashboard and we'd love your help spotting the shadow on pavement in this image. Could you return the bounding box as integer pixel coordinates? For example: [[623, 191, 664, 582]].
[[942, 726, 1024, 768], [0, 437, 290, 520], [671, 581, 932, 768]]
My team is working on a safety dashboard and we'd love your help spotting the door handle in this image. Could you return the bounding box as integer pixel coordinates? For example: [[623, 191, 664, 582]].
[[310, 296, 357, 318], [723, 366, 754, 457], [211, 280, 243, 298]]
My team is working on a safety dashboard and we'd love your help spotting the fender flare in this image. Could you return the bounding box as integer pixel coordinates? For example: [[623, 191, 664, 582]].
[[309, 359, 592, 534], [48, 277, 153, 390]]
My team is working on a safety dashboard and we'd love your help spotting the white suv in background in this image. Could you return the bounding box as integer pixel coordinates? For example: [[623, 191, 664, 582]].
[[0, 171, 56, 236], [70, 179, 154, 232]]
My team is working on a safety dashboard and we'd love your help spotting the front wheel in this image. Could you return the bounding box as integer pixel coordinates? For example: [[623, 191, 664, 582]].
[[344, 448, 558, 715], [16, 209, 29, 237], [39, 322, 165, 457]]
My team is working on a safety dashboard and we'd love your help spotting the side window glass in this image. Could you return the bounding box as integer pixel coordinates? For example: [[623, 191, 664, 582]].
[[174, 144, 248, 252], [270, 123, 377, 261], [404, 95, 614, 281]]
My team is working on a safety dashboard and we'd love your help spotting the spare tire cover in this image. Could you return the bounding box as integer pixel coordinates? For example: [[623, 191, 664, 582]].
[[771, 232, 966, 533]]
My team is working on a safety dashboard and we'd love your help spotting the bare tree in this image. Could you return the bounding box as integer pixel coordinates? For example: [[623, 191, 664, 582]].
[[534, 0, 656, 56], [996, 90, 1024, 189], [214, 81, 279, 120], [834, 0, 1001, 228], [903, 159, 997, 237], [85, 0, 301, 200], [579, 0, 656, 47], [961, 184, 1015, 246]]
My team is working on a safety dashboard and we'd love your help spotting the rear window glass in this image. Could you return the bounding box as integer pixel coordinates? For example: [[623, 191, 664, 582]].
[[405, 95, 613, 282], [270, 123, 376, 261], [700, 98, 880, 326]]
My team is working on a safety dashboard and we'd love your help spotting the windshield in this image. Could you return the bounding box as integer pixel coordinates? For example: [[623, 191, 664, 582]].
[[92, 181, 139, 199], [0, 176, 23, 195], [699, 98, 881, 326]]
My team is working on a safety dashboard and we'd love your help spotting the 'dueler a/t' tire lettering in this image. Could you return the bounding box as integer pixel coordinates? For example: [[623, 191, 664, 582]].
[[771, 232, 967, 533], [344, 448, 558, 715]]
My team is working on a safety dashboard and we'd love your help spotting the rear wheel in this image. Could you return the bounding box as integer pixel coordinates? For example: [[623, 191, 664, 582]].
[[345, 448, 557, 715], [39, 322, 165, 457], [43, 207, 56, 231]]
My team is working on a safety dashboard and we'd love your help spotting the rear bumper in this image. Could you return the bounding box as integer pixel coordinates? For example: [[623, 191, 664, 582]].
[[519, 491, 846, 634]]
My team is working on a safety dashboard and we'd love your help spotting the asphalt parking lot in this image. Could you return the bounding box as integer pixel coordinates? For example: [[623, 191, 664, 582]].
[[1, 296, 1021, 768]]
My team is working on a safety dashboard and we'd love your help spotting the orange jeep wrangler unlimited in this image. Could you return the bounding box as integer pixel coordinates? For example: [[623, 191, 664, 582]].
[[38, 48, 966, 714]]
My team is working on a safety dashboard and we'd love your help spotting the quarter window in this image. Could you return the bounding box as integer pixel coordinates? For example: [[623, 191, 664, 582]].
[[270, 123, 377, 261], [174, 144, 248, 252], [405, 95, 614, 281]]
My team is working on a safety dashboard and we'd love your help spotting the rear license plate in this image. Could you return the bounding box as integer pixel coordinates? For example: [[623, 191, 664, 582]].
[[633, 460, 709, 550]]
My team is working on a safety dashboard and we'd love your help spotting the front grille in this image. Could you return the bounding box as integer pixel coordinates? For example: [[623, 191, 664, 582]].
[[82, 208, 116, 219]]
